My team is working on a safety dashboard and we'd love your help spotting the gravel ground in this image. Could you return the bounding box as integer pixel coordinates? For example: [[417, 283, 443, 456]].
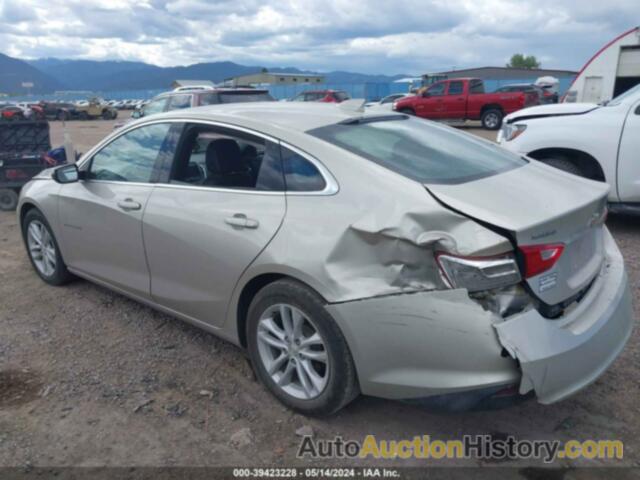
[[0, 120, 638, 470]]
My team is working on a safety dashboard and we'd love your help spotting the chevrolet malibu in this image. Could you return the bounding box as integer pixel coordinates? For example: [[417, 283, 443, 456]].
[[18, 103, 633, 416]]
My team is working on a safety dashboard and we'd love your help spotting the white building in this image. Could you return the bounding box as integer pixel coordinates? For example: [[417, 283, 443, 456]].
[[565, 26, 640, 103]]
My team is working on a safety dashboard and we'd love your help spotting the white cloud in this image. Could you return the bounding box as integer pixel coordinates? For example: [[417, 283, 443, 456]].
[[0, 0, 637, 73]]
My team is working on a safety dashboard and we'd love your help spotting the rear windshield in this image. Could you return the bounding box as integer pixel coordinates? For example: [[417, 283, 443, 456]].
[[308, 117, 527, 184]]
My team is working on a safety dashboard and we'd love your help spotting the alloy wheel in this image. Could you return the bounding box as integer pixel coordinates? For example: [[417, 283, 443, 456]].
[[485, 113, 499, 129], [26, 220, 57, 277], [256, 304, 329, 400]]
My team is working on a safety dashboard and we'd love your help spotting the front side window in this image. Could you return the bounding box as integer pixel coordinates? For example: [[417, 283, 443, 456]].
[[167, 94, 192, 110], [308, 117, 526, 185], [143, 98, 168, 116], [170, 125, 284, 191], [89, 123, 172, 182], [427, 82, 446, 96]]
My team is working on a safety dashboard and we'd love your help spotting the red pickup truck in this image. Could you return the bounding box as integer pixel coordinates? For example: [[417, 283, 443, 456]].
[[392, 78, 538, 130]]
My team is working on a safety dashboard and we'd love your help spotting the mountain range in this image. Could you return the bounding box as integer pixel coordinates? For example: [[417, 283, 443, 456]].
[[0, 53, 409, 95]]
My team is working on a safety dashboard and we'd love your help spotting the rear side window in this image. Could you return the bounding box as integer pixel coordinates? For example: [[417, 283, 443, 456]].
[[308, 117, 526, 185], [218, 92, 275, 103], [281, 146, 326, 192], [469, 80, 485, 94]]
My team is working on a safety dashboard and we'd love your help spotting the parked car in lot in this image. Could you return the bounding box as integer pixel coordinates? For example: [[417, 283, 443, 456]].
[[74, 98, 118, 120], [290, 90, 350, 103], [365, 93, 411, 110], [393, 78, 539, 129], [498, 83, 640, 214], [132, 87, 275, 120], [40, 101, 79, 121], [18, 103, 632, 415], [1, 105, 26, 121]]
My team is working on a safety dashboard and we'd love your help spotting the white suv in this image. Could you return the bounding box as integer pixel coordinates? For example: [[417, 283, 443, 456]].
[[498, 84, 640, 214]]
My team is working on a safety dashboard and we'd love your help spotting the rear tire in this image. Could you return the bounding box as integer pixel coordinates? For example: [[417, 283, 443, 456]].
[[247, 279, 359, 416], [540, 156, 584, 177], [0, 188, 19, 211], [22, 209, 74, 286], [481, 108, 503, 130]]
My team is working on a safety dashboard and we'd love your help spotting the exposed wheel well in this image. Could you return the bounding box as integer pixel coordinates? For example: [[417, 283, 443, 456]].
[[527, 148, 606, 182], [236, 273, 330, 348], [480, 104, 504, 115], [236, 273, 285, 348], [19, 202, 37, 226]]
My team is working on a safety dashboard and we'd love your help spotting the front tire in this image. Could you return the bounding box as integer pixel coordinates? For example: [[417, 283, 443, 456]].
[[399, 108, 415, 115], [22, 209, 74, 286], [247, 279, 359, 416], [481, 108, 503, 130]]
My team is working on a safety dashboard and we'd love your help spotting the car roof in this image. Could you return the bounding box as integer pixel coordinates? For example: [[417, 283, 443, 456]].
[[143, 101, 390, 133]]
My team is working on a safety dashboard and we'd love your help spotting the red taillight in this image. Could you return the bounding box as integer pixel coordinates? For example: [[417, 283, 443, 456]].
[[519, 244, 564, 278]]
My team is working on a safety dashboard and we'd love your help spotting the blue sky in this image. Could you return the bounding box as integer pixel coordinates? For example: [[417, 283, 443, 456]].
[[0, 0, 638, 74]]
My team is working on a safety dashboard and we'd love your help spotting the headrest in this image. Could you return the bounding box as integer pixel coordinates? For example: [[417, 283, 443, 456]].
[[205, 139, 242, 174]]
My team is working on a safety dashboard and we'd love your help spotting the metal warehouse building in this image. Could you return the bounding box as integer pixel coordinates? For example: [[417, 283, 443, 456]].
[[224, 72, 325, 87], [565, 26, 640, 103], [427, 67, 577, 94]]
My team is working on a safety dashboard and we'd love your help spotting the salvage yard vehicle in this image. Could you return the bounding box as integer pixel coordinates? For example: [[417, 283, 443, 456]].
[[18, 103, 633, 416], [39, 101, 79, 121], [75, 98, 118, 120], [364, 93, 411, 110], [1, 105, 26, 121], [498, 83, 640, 214], [132, 87, 275, 120], [0, 119, 54, 210], [290, 90, 351, 103], [393, 78, 539, 129]]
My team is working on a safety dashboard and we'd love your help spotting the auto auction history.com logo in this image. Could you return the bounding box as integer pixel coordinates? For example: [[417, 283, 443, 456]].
[[297, 434, 624, 463]]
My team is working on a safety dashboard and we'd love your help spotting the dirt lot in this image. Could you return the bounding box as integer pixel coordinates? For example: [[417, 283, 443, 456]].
[[0, 120, 638, 471]]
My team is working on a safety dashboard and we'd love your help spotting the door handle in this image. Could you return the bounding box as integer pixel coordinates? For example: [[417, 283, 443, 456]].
[[225, 213, 259, 229], [117, 198, 142, 211]]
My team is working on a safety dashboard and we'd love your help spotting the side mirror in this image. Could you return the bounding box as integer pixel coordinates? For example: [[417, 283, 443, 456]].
[[422, 91, 431, 98], [132, 110, 142, 119], [53, 164, 80, 184]]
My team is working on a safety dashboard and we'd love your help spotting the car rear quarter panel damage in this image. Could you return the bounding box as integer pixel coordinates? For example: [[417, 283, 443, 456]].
[[235, 143, 513, 306]]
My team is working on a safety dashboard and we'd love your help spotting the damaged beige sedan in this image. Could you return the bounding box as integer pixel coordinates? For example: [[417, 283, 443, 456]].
[[18, 103, 633, 416]]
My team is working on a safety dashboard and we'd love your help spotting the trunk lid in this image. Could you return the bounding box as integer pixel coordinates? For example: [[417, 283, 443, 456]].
[[426, 161, 609, 306]]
